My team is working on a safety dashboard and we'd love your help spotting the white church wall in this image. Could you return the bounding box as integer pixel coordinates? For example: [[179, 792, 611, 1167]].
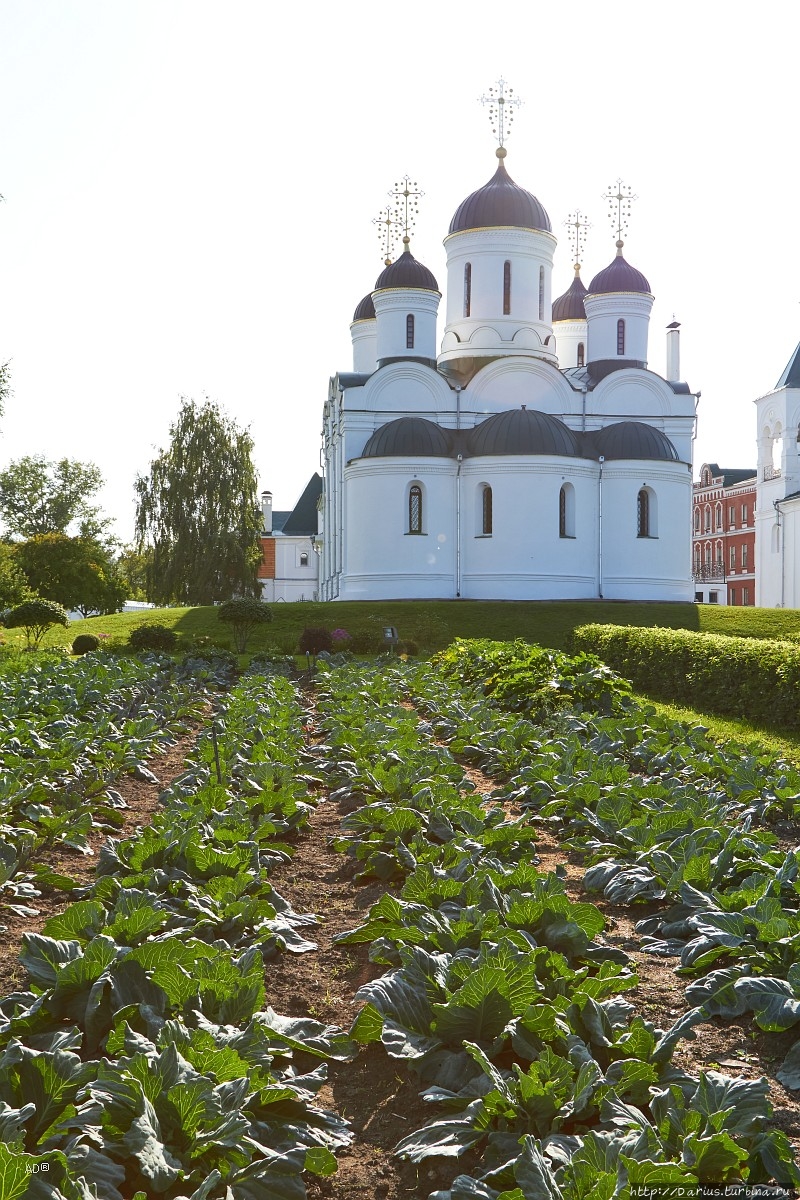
[[585, 292, 654, 364], [465, 357, 580, 418], [361, 361, 453, 416], [373, 288, 440, 364], [600, 462, 692, 601], [350, 319, 377, 373]]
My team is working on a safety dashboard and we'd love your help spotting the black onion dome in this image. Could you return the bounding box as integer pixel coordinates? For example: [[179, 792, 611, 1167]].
[[449, 155, 551, 234], [467, 408, 579, 457], [361, 417, 452, 458], [552, 272, 588, 321], [588, 247, 651, 295], [352, 293, 376, 322], [374, 249, 438, 292], [594, 421, 680, 461]]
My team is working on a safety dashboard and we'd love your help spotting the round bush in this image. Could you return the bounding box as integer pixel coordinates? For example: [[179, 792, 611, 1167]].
[[128, 623, 178, 653], [72, 634, 100, 655], [298, 626, 333, 656]]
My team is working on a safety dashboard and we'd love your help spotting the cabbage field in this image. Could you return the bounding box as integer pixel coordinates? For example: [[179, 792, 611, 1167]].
[[2, 642, 800, 1198]]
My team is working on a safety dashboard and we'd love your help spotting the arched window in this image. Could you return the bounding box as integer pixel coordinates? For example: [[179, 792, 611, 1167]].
[[481, 485, 493, 535], [558, 484, 576, 538], [715, 503, 722, 530], [577, 342, 585, 367], [637, 488, 650, 537], [538, 265, 545, 321], [705, 544, 712, 568], [704, 505, 711, 533], [503, 261, 511, 315], [463, 263, 471, 317], [408, 484, 423, 534], [300, 552, 308, 567], [693, 507, 700, 532], [406, 314, 415, 349], [617, 318, 626, 355]]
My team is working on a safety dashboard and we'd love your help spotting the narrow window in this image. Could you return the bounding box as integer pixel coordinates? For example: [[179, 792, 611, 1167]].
[[715, 541, 723, 566], [730, 588, 737, 606], [559, 487, 567, 537], [729, 544, 736, 570], [538, 265, 544, 320], [617, 318, 626, 355], [704, 506, 711, 533], [503, 261, 511, 315], [715, 504, 722, 530], [463, 263, 471, 317], [406, 314, 415, 349], [742, 503, 748, 523], [559, 483, 575, 537], [409, 485, 422, 534], [300, 552, 308, 567], [577, 342, 585, 367], [482, 486, 493, 535], [637, 488, 650, 537], [742, 544, 748, 569], [705, 544, 712, 568], [728, 504, 735, 526], [693, 508, 700, 532], [743, 586, 750, 605]]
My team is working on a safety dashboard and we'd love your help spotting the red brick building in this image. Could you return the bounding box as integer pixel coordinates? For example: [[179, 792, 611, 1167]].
[[692, 463, 756, 605]]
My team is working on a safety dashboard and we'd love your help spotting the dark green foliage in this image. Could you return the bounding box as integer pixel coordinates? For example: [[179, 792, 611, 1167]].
[[14, 534, 127, 615], [134, 396, 263, 605], [128, 622, 178, 653], [4, 598, 68, 648], [298, 626, 333, 655], [217, 596, 273, 652], [0, 541, 32, 609], [72, 633, 100, 655], [574, 623, 800, 731], [0, 455, 108, 540]]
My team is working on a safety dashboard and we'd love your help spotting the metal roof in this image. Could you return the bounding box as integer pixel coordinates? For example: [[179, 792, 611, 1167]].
[[281, 473, 323, 536], [592, 421, 680, 462], [361, 417, 453, 458], [352, 293, 376, 322], [374, 249, 439, 293], [588, 249, 651, 295], [776, 341, 800, 389], [448, 156, 551, 235], [552, 272, 588, 322], [467, 408, 579, 457]]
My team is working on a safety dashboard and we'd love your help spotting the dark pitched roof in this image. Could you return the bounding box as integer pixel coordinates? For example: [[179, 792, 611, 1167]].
[[281, 473, 322, 536], [592, 421, 680, 462], [352, 292, 376, 322], [776, 341, 800, 389], [271, 511, 292, 533], [448, 153, 551, 235], [588, 247, 651, 295], [467, 408, 579, 457], [374, 249, 438, 293], [361, 417, 453, 458], [703, 464, 757, 487], [552, 271, 588, 321]]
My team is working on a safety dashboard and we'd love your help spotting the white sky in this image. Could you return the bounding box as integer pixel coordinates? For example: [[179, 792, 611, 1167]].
[[0, 1, 797, 540]]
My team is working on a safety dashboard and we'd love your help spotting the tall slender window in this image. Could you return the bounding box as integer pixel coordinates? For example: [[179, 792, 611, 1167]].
[[559, 487, 567, 537], [463, 263, 471, 317], [406, 314, 415, 349], [482, 486, 493, 535], [538, 266, 544, 320], [503, 261, 511, 315], [408, 485, 422, 534], [559, 483, 575, 537], [637, 488, 650, 537], [577, 342, 585, 367], [617, 319, 626, 355]]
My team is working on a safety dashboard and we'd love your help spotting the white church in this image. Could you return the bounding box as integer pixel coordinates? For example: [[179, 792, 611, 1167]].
[[314, 123, 697, 603]]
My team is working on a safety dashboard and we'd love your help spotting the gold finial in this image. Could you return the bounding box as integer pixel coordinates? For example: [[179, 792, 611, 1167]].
[[602, 178, 637, 249], [564, 210, 591, 272], [390, 176, 424, 250], [479, 77, 522, 152], [373, 204, 401, 267]]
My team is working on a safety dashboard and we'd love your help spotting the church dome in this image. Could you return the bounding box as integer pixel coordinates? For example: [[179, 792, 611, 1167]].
[[374, 248, 438, 293], [593, 421, 680, 461], [588, 245, 650, 294], [552, 270, 588, 321], [361, 417, 452, 458], [352, 293, 376, 321], [449, 152, 551, 235], [468, 408, 579, 457]]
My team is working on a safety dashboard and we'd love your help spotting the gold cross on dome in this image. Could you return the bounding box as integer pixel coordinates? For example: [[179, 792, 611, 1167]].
[[479, 77, 522, 149], [602, 178, 637, 245], [565, 210, 591, 268], [389, 176, 424, 248], [373, 204, 401, 266]]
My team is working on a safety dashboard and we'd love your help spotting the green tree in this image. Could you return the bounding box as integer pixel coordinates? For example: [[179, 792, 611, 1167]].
[[218, 597, 273, 652], [134, 397, 263, 606], [4, 598, 68, 649], [0, 360, 10, 424], [0, 542, 32, 610], [115, 544, 153, 602], [13, 534, 127, 615], [0, 456, 109, 541]]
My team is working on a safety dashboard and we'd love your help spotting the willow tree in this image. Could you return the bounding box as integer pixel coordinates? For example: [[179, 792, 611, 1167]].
[[134, 397, 263, 606]]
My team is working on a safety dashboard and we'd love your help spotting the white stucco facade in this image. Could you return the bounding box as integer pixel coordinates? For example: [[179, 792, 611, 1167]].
[[754, 347, 800, 608], [319, 149, 698, 603]]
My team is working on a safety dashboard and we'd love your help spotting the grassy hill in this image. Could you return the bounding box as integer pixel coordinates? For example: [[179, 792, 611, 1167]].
[[8, 598, 799, 657]]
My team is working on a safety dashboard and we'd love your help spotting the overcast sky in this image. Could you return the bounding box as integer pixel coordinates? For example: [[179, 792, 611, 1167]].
[[0, 1, 797, 540]]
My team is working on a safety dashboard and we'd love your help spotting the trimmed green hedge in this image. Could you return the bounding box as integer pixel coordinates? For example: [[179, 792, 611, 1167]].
[[573, 623, 800, 731]]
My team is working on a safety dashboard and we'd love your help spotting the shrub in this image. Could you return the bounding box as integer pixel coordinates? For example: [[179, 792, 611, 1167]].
[[298, 626, 333, 656], [574, 622, 800, 731], [72, 633, 100, 655], [128, 623, 178, 653], [4, 599, 68, 650], [217, 597, 273, 653]]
